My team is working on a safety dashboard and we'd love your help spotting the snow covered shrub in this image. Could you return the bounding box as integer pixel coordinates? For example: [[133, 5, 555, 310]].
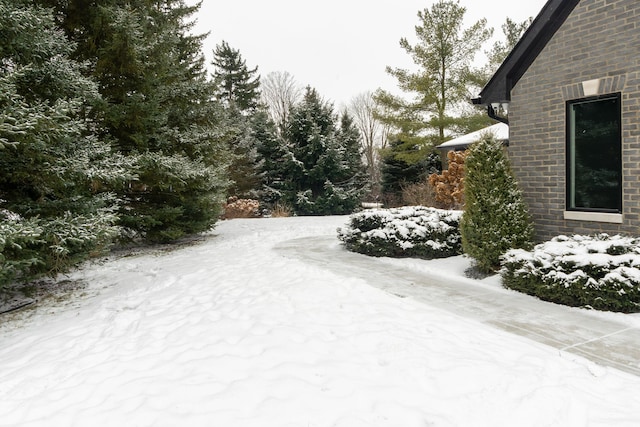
[[337, 206, 463, 259], [223, 197, 260, 219], [40, 211, 120, 275], [460, 134, 533, 273], [0, 211, 118, 290], [0, 216, 43, 290], [501, 234, 640, 312]]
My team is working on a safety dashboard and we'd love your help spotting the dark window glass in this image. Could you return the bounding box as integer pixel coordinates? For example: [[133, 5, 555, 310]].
[[567, 94, 621, 212]]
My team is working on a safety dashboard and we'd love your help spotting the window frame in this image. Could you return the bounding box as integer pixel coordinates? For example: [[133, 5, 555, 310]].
[[565, 92, 622, 214]]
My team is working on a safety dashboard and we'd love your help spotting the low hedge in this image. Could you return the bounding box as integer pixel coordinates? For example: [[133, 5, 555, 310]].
[[501, 234, 640, 313], [337, 206, 463, 259]]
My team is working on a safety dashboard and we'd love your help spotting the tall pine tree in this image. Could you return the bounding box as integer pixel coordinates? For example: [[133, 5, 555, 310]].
[[211, 40, 261, 112], [376, 0, 493, 149], [41, 0, 231, 242], [211, 40, 262, 199]]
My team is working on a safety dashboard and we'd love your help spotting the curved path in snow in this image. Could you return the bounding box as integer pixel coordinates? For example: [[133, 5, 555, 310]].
[[275, 236, 640, 376]]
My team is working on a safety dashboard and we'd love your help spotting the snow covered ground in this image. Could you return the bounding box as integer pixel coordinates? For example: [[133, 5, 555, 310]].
[[1, 216, 640, 426]]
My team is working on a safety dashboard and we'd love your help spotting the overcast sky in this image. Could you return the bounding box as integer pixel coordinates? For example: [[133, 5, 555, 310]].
[[190, 0, 548, 109]]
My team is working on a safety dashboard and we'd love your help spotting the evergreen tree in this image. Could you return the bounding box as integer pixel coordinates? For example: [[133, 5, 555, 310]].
[[376, 0, 493, 149], [380, 139, 441, 203], [225, 113, 263, 198], [460, 134, 533, 273], [42, 0, 231, 242], [253, 110, 290, 205], [337, 112, 367, 182], [212, 40, 261, 112], [486, 17, 533, 74], [373, 89, 428, 166], [278, 88, 366, 215], [473, 17, 533, 88], [0, 0, 123, 286], [320, 112, 368, 214], [211, 40, 262, 199]]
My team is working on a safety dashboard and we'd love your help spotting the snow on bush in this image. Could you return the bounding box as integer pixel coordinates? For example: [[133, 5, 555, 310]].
[[460, 134, 533, 273], [501, 234, 640, 313], [337, 206, 463, 259], [0, 216, 43, 289], [0, 210, 119, 290]]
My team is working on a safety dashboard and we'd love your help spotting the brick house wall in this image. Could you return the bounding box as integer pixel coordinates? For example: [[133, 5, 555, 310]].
[[508, 0, 640, 241]]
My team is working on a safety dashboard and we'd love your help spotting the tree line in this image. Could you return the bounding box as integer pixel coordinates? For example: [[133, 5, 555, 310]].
[[0, 0, 530, 289]]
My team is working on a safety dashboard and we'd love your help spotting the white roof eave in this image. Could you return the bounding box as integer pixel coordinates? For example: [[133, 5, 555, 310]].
[[436, 122, 509, 149]]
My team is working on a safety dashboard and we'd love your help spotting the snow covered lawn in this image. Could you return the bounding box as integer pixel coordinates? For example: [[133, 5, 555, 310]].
[[1, 216, 640, 426]]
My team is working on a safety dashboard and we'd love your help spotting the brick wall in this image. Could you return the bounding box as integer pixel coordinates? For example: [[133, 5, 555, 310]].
[[509, 0, 640, 241]]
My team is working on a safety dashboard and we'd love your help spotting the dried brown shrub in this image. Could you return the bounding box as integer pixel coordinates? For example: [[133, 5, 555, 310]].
[[428, 150, 468, 209], [270, 202, 293, 218], [223, 197, 260, 219], [401, 181, 440, 207]]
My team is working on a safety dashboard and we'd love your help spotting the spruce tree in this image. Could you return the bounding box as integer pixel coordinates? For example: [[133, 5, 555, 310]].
[[460, 134, 534, 273], [225, 113, 263, 198], [212, 40, 261, 112], [380, 139, 441, 203], [0, 0, 123, 286], [211, 41, 262, 199], [282, 88, 366, 215], [253, 111, 290, 206], [329, 112, 368, 211], [43, 0, 231, 242]]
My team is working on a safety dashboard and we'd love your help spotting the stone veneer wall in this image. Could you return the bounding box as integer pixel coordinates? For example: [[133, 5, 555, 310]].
[[508, 0, 640, 241]]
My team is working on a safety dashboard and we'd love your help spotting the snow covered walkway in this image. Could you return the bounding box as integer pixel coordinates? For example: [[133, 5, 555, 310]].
[[1, 216, 640, 426], [277, 236, 640, 376]]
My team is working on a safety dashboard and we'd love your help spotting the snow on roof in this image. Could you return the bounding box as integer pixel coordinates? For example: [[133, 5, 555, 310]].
[[436, 122, 509, 150]]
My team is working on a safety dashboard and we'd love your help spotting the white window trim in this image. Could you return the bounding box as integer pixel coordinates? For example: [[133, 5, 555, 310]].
[[563, 211, 623, 224]]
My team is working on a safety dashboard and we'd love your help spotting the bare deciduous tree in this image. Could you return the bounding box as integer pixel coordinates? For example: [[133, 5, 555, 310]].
[[348, 91, 389, 199], [260, 71, 302, 134]]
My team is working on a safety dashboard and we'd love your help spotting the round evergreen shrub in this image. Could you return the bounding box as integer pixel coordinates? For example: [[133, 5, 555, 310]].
[[460, 134, 534, 273], [501, 234, 640, 313], [337, 206, 462, 259]]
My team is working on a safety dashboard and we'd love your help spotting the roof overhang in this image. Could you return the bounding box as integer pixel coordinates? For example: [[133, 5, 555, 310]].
[[436, 123, 509, 151], [475, 0, 581, 106]]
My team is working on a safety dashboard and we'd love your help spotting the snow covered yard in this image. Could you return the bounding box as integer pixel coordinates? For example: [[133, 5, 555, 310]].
[[1, 216, 640, 427]]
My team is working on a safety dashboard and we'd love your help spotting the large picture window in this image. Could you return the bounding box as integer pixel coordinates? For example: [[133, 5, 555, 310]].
[[567, 93, 622, 213]]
